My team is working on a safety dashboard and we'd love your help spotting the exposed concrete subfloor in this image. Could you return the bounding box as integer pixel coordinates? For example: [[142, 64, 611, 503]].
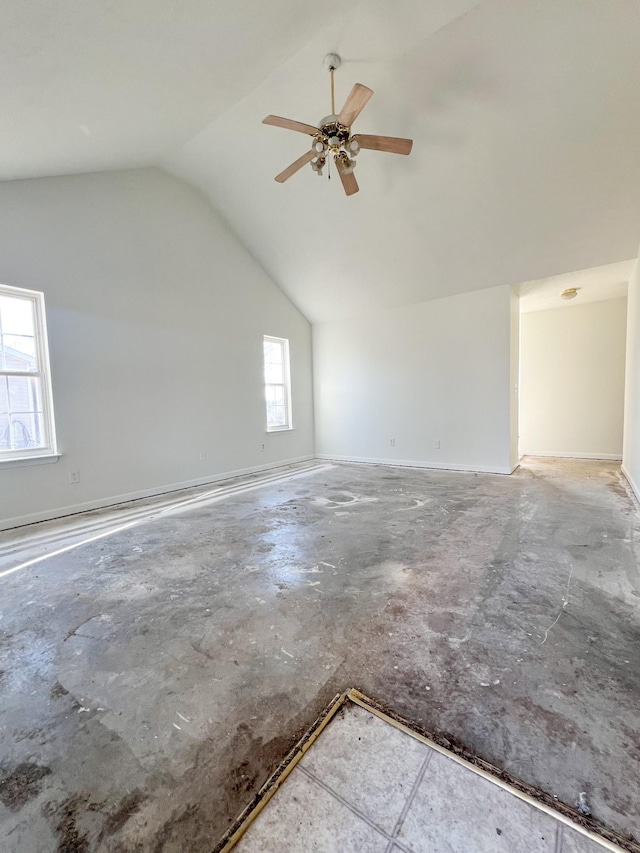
[[0, 458, 639, 852]]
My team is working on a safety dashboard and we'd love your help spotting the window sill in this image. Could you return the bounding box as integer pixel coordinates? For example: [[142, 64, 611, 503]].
[[266, 427, 295, 434], [0, 453, 61, 470]]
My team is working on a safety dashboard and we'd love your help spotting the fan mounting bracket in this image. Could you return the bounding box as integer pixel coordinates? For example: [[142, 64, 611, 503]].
[[323, 53, 341, 72]]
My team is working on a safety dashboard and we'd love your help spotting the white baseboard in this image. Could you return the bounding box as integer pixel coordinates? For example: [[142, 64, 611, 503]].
[[1, 455, 316, 531], [621, 465, 640, 506], [521, 451, 622, 461], [315, 453, 516, 475]]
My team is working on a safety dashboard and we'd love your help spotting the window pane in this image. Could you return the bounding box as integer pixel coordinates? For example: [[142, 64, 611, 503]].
[[0, 295, 37, 371], [263, 340, 282, 364], [8, 375, 43, 413], [0, 295, 35, 336], [0, 411, 46, 450], [266, 403, 286, 428], [264, 361, 284, 384], [3, 335, 37, 369], [265, 384, 285, 405], [0, 375, 46, 449]]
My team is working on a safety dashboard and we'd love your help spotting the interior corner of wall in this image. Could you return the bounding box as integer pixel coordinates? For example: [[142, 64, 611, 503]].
[[622, 250, 640, 485]]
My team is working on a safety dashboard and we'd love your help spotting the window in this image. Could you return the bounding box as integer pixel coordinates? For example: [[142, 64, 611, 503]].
[[0, 285, 57, 460], [263, 335, 292, 431]]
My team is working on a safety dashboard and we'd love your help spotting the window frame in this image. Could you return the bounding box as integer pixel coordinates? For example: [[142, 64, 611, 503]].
[[0, 284, 58, 462], [263, 335, 293, 433]]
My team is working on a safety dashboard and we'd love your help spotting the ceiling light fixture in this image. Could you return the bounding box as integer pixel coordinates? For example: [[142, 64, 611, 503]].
[[262, 54, 413, 196], [561, 288, 579, 299]]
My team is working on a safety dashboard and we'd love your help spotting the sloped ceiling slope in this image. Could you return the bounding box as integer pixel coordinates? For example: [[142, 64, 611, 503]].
[[0, 0, 345, 180], [168, 0, 640, 322]]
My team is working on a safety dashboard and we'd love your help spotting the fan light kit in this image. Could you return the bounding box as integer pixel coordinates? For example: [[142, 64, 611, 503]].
[[262, 54, 413, 196], [561, 288, 579, 299]]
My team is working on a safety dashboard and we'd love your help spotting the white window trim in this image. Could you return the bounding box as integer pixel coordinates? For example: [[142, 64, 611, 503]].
[[0, 284, 58, 462], [0, 452, 60, 470], [263, 335, 293, 432]]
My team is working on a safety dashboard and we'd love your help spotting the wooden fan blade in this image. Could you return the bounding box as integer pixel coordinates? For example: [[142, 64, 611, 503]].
[[274, 149, 316, 183], [337, 84, 373, 127], [262, 115, 318, 135], [355, 134, 413, 155], [335, 157, 359, 196]]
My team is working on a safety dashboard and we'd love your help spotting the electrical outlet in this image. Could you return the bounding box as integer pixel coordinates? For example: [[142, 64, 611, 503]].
[[68, 470, 80, 484], [433, 439, 440, 450], [260, 443, 266, 452], [390, 438, 396, 447], [199, 450, 207, 461]]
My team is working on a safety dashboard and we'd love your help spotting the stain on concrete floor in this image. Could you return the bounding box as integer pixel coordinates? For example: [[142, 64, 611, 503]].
[[0, 763, 52, 811], [0, 458, 639, 852]]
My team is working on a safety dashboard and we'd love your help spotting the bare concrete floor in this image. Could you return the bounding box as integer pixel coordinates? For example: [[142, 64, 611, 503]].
[[0, 458, 639, 852]]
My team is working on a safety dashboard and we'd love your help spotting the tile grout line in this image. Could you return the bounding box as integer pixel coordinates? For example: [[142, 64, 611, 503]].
[[297, 764, 395, 843], [384, 750, 434, 853], [348, 690, 630, 853], [555, 822, 564, 853]]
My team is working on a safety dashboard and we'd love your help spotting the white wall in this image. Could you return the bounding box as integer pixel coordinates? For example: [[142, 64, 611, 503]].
[[623, 255, 640, 501], [0, 168, 314, 529], [313, 285, 515, 474], [519, 298, 627, 459]]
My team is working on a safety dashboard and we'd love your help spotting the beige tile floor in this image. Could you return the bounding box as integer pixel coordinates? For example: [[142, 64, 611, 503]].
[[234, 703, 615, 853]]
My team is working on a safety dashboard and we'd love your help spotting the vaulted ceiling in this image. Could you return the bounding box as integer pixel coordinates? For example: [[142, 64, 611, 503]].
[[2, 0, 640, 322], [0, 0, 345, 179]]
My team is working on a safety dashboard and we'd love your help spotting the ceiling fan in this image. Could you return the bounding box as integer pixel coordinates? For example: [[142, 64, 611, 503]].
[[262, 54, 413, 196]]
